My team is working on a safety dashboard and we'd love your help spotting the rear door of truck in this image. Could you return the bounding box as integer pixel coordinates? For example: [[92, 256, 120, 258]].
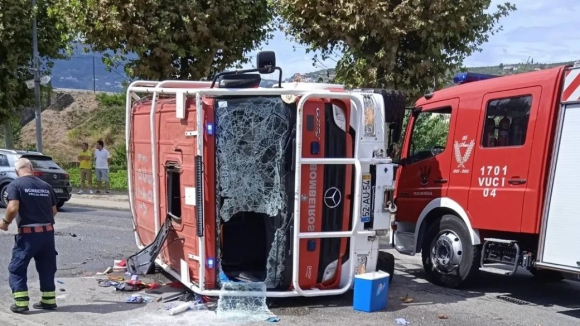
[[537, 65, 580, 273]]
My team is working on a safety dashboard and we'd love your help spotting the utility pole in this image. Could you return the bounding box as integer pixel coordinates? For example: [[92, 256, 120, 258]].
[[32, 0, 43, 153], [93, 56, 96, 92]]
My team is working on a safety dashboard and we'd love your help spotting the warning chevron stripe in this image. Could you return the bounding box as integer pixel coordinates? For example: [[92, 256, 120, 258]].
[[562, 68, 580, 103]]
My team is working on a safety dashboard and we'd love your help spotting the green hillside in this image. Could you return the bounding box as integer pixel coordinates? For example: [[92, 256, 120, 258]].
[[292, 61, 577, 83]]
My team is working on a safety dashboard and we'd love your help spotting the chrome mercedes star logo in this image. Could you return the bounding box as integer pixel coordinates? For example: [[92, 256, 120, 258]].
[[323, 187, 342, 209], [53, 174, 57, 179]]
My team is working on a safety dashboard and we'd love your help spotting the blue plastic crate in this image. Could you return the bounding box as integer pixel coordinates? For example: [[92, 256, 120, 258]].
[[353, 271, 390, 312]]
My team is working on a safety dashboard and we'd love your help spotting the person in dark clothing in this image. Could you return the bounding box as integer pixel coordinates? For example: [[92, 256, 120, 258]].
[[0, 158, 59, 313]]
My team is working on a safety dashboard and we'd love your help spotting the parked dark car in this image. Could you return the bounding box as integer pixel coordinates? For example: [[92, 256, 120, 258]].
[[0, 149, 72, 209]]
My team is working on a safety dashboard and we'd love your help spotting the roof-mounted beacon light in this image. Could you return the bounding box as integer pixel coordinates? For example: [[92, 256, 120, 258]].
[[211, 51, 283, 88], [453, 72, 499, 85]]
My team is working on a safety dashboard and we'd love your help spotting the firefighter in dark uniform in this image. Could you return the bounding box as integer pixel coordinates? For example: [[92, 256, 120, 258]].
[[0, 158, 59, 313]]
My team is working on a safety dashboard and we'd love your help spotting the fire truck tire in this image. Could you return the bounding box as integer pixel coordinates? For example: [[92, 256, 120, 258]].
[[528, 267, 564, 282], [376, 251, 395, 286], [421, 214, 480, 288]]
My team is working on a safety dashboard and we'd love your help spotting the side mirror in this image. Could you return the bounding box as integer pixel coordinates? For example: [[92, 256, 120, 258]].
[[256, 51, 276, 74]]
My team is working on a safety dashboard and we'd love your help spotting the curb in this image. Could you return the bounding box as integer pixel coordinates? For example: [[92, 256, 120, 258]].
[[64, 203, 130, 211], [64, 199, 130, 211]]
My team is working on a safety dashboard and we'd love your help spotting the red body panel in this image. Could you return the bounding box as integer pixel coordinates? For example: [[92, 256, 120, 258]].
[[130, 94, 216, 290], [298, 99, 326, 288], [395, 67, 568, 234]]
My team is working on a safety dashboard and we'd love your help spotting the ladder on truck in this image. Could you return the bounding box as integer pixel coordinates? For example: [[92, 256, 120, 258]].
[[125, 81, 383, 297]]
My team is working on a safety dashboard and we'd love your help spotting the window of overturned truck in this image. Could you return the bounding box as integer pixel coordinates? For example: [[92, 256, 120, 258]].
[[214, 95, 295, 289]]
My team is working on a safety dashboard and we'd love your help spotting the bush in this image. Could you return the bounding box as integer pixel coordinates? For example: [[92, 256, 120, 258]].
[[96, 92, 125, 107], [67, 167, 128, 190]]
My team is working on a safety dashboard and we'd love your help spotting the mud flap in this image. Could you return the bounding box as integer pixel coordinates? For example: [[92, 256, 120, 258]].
[[126, 217, 173, 275]]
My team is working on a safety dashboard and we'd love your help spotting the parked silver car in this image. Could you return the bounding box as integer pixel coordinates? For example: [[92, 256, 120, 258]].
[[0, 149, 73, 209]]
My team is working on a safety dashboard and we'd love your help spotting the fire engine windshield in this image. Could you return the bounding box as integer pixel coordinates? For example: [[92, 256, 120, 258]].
[[214, 96, 294, 288]]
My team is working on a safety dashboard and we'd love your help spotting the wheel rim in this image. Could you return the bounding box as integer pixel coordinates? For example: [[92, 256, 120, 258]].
[[2, 189, 7, 205], [430, 230, 463, 274]]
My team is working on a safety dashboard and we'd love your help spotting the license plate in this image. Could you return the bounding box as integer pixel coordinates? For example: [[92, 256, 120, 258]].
[[361, 174, 372, 223], [53, 188, 64, 193]]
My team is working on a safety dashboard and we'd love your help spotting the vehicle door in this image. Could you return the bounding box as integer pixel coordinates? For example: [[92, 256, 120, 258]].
[[395, 99, 457, 223], [467, 87, 540, 232]]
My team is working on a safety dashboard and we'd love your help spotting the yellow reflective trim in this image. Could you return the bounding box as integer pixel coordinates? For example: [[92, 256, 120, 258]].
[[42, 291, 56, 297], [14, 301, 29, 307], [13, 291, 29, 298], [41, 298, 56, 305]]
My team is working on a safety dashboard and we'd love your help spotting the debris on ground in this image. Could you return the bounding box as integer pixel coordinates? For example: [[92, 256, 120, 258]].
[[144, 282, 186, 302], [168, 301, 206, 315], [126, 294, 154, 304], [395, 318, 410, 325], [400, 294, 414, 303], [438, 314, 449, 319], [113, 259, 127, 272], [96, 267, 113, 275], [126, 296, 145, 304], [97, 259, 281, 322], [216, 281, 279, 323], [57, 280, 64, 284], [96, 274, 163, 293]]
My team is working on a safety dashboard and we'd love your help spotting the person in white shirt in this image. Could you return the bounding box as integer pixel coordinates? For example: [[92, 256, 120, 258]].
[[94, 140, 111, 194]]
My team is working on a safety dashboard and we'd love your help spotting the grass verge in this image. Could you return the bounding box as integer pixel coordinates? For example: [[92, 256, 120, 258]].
[[67, 167, 128, 190]]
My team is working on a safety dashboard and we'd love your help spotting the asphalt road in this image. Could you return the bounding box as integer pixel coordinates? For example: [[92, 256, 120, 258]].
[[0, 207, 578, 325], [0, 206, 136, 284]]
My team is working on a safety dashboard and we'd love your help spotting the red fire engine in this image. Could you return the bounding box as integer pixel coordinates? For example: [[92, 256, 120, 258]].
[[391, 62, 580, 288], [124, 51, 405, 297]]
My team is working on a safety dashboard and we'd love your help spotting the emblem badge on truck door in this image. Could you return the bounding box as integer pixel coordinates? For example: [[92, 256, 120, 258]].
[[454, 136, 475, 168], [419, 166, 431, 186], [324, 187, 342, 208]]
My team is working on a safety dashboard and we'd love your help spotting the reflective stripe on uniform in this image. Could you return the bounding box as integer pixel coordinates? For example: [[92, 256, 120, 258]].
[[41, 291, 56, 305], [13, 291, 29, 307]]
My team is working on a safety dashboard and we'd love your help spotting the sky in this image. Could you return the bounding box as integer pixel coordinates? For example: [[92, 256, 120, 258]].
[[245, 0, 580, 76]]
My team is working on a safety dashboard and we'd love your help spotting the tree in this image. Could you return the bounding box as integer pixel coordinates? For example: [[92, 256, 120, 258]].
[[0, 0, 71, 148], [50, 0, 276, 80], [317, 77, 324, 83], [277, 0, 516, 101]]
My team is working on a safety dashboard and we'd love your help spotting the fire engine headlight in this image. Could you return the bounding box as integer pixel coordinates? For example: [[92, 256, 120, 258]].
[[322, 259, 339, 282], [363, 95, 376, 137]]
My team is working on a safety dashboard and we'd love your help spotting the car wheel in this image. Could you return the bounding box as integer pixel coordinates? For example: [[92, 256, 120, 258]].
[[57, 200, 65, 209], [421, 214, 480, 288], [376, 251, 395, 286], [1, 184, 9, 207]]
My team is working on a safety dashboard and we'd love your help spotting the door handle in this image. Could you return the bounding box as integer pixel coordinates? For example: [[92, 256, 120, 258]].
[[434, 178, 448, 184], [508, 178, 527, 185]]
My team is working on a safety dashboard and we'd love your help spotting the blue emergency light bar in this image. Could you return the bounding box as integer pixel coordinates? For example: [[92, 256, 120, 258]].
[[453, 72, 499, 85]]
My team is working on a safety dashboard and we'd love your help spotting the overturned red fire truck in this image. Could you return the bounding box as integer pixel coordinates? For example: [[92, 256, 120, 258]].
[[124, 51, 405, 297], [391, 63, 580, 288]]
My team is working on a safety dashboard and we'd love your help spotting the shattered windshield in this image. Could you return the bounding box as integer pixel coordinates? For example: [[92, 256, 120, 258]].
[[214, 96, 293, 289]]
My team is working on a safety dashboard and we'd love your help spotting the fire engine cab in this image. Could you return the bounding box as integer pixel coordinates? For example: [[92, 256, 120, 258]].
[[124, 51, 406, 297], [391, 62, 580, 288]]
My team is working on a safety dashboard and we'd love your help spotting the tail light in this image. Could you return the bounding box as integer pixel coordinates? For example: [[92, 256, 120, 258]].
[[34, 171, 43, 177]]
